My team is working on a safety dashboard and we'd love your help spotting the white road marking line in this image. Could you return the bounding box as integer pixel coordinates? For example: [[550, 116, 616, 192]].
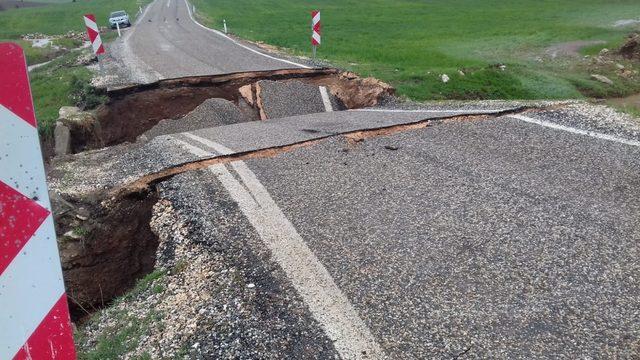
[[182, 0, 311, 69], [319, 86, 334, 112], [350, 108, 508, 114], [510, 114, 640, 147], [173, 133, 384, 359], [167, 0, 171, 7]]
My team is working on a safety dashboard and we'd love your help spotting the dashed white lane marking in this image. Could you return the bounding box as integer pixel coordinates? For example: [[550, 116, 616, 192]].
[[175, 133, 384, 359], [319, 86, 334, 112], [510, 114, 640, 147], [167, 0, 171, 7], [182, 0, 311, 69]]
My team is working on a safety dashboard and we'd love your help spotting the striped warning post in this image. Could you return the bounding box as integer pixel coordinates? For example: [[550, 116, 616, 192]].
[[311, 10, 321, 46], [84, 14, 105, 55], [0, 43, 76, 359]]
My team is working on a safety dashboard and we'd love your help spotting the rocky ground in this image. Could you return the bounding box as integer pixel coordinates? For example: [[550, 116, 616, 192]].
[[76, 171, 339, 359]]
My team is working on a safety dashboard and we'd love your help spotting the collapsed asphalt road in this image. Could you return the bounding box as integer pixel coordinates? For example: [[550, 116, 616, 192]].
[[168, 109, 640, 359], [54, 0, 640, 357], [55, 102, 640, 358]]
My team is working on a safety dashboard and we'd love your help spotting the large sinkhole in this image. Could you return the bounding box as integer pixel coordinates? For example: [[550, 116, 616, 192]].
[[60, 68, 393, 154], [52, 190, 159, 321], [50, 68, 393, 320]]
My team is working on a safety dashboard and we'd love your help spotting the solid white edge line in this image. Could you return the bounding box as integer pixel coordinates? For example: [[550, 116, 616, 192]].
[[172, 134, 384, 359], [182, 0, 311, 69], [350, 108, 507, 114], [510, 114, 640, 147], [319, 86, 333, 112]]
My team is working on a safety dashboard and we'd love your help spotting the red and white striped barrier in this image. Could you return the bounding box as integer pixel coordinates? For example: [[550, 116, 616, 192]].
[[84, 14, 105, 56], [0, 43, 76, 360], [311, 10, 321, 46]]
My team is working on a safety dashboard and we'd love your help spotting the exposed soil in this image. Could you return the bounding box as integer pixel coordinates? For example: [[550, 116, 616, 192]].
[[545, 40, 605, 58], [620, 33, 640, 59], [93, 68, 393, 147], [53, 190, 159, 320], [49, 68, 393, 320]]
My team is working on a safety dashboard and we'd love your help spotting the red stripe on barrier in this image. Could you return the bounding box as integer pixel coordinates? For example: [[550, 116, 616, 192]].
[[84, 14, 105, 55], [13, 295, 77, 360], [0, 43, 36, 127], [0, 180, 50, 276], [86, 27, 99, 43]]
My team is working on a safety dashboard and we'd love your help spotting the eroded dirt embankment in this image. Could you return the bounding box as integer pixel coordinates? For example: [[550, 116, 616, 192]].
[[53, 67, 393, 317], [53, 190, 159, 319], [83, 68, 393, 149]]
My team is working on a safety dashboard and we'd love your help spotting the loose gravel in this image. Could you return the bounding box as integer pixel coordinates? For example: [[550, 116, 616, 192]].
[[76, 170, 339, 359]]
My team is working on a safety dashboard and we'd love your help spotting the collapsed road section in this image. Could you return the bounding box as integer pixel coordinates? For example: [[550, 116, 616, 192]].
[[49, 75, 531, 356], [49, 66, 640, 358], [56, 68, 394, 155]]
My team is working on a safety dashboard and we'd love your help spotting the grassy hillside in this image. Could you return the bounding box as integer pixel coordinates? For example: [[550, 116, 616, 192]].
[[0, 0, 147, 134], [0, 0, 143, 38], [192, 0, 640, 100]]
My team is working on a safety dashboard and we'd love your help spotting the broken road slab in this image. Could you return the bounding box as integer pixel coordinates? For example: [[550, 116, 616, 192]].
[[55, 100, 640, 358], [254, 80, 338, 119], [224, 116, 640, 358]]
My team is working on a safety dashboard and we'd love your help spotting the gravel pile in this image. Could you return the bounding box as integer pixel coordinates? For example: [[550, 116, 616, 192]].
[[140, 98, 250, 141]]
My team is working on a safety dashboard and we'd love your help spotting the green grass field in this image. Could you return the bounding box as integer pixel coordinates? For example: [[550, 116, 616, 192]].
[[0, 0, 144, 38], [192, 0, 640, 100], [0, 0, 146, 133]]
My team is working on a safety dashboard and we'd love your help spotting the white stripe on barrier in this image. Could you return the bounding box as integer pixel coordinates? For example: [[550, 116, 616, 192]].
[[91, 38, 102, 55], [0, 105, 51, 210], [83, 17, 99, 33], [312, 32, 321, 45], [0, 215, 65, 359]]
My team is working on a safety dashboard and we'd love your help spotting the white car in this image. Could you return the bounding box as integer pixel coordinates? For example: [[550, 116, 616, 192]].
[[108, 11, 131, 29]]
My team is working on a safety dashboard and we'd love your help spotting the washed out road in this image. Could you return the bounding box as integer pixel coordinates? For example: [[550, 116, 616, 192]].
[[104, 0, 640, 357]]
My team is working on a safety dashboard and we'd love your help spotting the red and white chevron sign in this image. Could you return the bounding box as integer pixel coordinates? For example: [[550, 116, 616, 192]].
[[84, 14, 105, 55], [311, 10, 321, 46], [0, 43, 76, 359]]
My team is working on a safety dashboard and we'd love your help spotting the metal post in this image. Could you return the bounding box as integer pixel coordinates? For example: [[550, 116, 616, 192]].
[[116, 22, 121, 37], [97, 54, 104, 74], [313, 45, 317, 60], [223, 19, 228, 34]]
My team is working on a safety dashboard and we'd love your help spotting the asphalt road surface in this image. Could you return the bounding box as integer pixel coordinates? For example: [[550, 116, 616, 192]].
[[152, 109, 638, 359], [102, 1, 640, 357], [124, 0, 306, 79]]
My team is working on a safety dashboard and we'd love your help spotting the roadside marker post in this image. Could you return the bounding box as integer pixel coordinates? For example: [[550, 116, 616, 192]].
[[83, 14, 106, 73], [223, 19, 228, 34], [311, 10, 321, 60], [0, 42, 77, 360]]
